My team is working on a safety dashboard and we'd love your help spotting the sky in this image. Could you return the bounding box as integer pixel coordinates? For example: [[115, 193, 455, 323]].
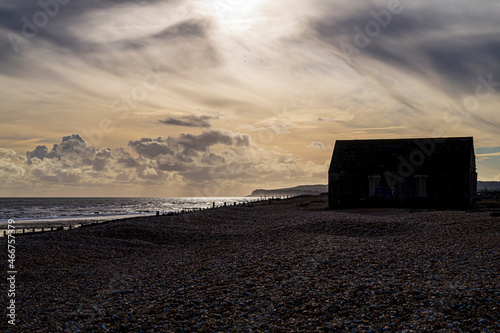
[[1, 0, 500, 197]]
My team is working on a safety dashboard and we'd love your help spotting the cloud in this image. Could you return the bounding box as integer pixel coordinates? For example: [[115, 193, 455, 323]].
[[21, 134, 138, 184], [201, 153, 226, 165], [128, 137, 176, 158], [129, 130, 251, 159], [308, 1, 500, 95], [0, 1, 220, 79], [151, 19, 208, 40], [0, 148, 17, 158], [26, 134, 96, 166], [26, 145, 49, 161], [5, 1, 499, 192], [307, 142, 325, 150], [0, 148, 26, 182], [159, 114, 216, 128], [127, 130, 253, 178], [179, 130, 252, 151], [0, 132, 328, 192], [115, 148, 139, 168]]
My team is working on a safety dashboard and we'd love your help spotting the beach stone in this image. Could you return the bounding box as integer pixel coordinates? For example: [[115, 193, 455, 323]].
[[6, 197, 500, 332]]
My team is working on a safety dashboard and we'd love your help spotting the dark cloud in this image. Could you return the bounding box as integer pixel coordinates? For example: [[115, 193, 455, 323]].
[[93, 148, 112, 171], [129, 130, 251, 159], [152, 20, 207, 40], [156, 154, 186, 171], [26, 145, 49, 161], [115, 148, 139, 168], [0, 1, 220, 77], [128, 137, 175, 158], [201, 153, 226, 165], [309, 1, 500, 94], [127, 130, 252, 181], [159, 115, 215, 128], [115, 18, 216, 53], [178, 131, 250, 152], [0, 0, 172, 31]]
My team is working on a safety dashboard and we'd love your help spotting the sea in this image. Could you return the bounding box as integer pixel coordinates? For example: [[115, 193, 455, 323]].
[[0, 197, 255, 226]]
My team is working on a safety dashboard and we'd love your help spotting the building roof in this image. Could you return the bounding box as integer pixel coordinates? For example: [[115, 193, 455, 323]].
[[329, 137, 475, 174]]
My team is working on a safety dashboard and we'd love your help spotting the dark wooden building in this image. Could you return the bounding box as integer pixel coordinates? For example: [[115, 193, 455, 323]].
[[328, 137, 477, 209]]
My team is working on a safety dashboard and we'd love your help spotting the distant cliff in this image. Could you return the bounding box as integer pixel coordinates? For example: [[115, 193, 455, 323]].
[[248, 185, 328, 197], [248, 181, 498, 197]]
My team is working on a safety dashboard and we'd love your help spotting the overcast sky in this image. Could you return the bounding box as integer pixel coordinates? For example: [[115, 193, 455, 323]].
[[1, 0, 500, 197]]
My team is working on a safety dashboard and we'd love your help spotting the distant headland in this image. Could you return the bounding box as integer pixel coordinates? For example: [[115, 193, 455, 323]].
[[249, 181, 499, 197], [248, 184, 328, 197]]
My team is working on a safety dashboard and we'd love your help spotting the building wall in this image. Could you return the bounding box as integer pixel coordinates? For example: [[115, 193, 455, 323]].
[[329, 170, 475, 209], [328, 138, 477, 210]]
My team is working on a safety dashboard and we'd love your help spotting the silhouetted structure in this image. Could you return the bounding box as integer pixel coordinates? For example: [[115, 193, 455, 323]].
[[328, 137, 477, 209]]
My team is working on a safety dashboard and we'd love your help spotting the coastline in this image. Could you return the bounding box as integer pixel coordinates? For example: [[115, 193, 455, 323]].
[[2, 195, 499, 331], [0, 197, 263, 237]]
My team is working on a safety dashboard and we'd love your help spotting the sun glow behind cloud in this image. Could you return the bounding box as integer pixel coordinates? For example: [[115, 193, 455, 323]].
[[0, 0, 500, 196], [212, 0, 269, 28]]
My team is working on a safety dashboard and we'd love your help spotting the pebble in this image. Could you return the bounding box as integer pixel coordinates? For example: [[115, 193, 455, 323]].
[[5, 196, 500, 332]]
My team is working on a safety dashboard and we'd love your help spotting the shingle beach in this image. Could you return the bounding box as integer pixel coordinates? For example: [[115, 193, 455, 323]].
[[2, 195, 499, 332]]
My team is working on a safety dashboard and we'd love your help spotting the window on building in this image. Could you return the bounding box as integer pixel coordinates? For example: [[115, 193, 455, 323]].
[[415, 175, 427, 197], [368, 175, 380, 197]]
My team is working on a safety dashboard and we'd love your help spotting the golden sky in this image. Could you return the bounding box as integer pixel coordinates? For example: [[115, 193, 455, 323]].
[[1, 0, 500, 196]]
